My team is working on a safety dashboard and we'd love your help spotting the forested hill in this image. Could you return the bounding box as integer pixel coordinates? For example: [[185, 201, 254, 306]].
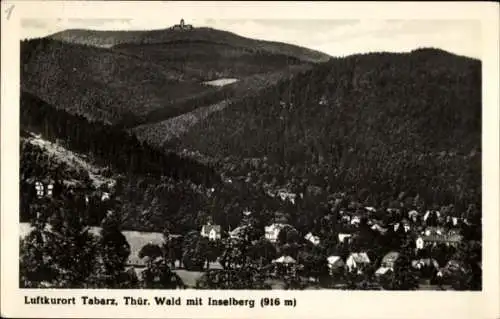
[[21, 30, 323, 127], [20, 90, 221, 187], [48, 27, 331, 63], [19, 92, 287, 233], [21, 38, 215, 126], [176, 48, 482, 209]]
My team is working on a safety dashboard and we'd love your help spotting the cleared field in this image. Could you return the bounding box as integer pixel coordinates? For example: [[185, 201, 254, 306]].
[[203, 78, 240, 87], [20, 223, 164, 267]]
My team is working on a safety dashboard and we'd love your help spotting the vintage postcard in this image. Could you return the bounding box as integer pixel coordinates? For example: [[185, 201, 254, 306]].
[[1, 1, 499, 318]]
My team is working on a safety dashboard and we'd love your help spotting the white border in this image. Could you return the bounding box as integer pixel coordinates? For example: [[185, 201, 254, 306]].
[[2, 2, 499, 319]]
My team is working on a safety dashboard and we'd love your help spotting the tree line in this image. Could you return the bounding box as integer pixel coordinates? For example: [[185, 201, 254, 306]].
[[20, 90, 221, 186]]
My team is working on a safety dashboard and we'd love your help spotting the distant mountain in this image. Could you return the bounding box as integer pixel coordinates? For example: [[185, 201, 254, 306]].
[[172, 48, 482, 208], [21, 38, 206, 125], [22, 26, 329, 126], [48, 26, 331, 63]]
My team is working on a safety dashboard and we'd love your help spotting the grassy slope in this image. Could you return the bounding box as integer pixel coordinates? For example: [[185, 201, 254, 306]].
[[175, 48, 482, 207], [21, 131, 116, 189]]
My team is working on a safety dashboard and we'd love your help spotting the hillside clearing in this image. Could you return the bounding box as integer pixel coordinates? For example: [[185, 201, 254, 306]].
[[203, 78, 239, 87], [23, 132, 115, 189]]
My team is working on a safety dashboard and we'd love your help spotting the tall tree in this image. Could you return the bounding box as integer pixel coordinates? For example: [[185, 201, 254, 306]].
[[96, 210, 131, 288]]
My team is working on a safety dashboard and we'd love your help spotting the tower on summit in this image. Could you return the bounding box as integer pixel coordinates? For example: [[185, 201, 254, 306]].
[[171, 18, 193, 31]]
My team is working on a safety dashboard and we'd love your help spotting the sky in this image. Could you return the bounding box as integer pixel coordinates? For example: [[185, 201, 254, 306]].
[[21, 18, 482, 59]]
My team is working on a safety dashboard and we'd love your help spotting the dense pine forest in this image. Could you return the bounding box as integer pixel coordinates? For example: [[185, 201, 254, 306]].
[[20, 90, 221, 186], [19, 47, 482, 239], [21, 37, 317, 127], [176, 48, 482, 211]]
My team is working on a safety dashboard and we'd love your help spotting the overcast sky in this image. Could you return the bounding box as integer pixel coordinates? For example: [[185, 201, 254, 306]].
[[21, 18, 481, 59]]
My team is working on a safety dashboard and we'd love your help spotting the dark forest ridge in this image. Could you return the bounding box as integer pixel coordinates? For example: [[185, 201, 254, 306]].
[[47, 26, 331, 63], [172, 46, 481, 209], [22, 23, 329, 127]]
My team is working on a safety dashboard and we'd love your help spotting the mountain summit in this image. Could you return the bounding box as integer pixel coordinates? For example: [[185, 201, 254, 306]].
[[48, 24, 331, 63]]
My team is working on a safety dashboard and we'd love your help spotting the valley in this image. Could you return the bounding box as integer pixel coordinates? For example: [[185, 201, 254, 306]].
[[19, 23, 482, 291]]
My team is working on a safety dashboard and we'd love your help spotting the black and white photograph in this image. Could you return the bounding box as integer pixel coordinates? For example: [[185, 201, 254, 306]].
[[16, 13, 485, 292], [2, 3, 500, 318]]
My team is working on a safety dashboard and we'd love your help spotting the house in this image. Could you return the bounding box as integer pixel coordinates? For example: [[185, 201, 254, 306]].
[[371, 223, 388, 235], [386, 207, 400, 214], [346, 252, 371, 272], [350, 215, 361, 225], [200, 223, 221, 241], [375, 252, 400, 276], [419, 232, 463, 247], [171, 18, 193, 31], [242, 210, 252, 217], [375, 266, 393, 276], [408, 210, 419, 218], [30, 177, 56, 198], [447, 228, 461, 236], [364, 206, 377, 213], [393, 220, 411, 233], [408, 210, 420, 223], [381, 252, 400, 268], [394, 223, 410, 233], [437, 259, 466, 278], [272, 255, 296, 264], [341, 214, 351, 223], [422, 226, 446, 236], [423, 210, 441, 222], [272, 255, 298, 276], [327, 256, 345, 274], [411, 258, 439, 270], [304, 232, 320, 246], [415, 237, 425, 250], [319, 95, 328, 106], [276, 189, 297, 204], [338, 233, 352, 243], [101, 192, 110, 201], [265, 223, 293, 243]]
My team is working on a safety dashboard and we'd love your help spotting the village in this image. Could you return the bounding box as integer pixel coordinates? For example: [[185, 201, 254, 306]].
[[19, 132, 482, 291], [172, 202, 476, 289], [19, 172, 481, 290]]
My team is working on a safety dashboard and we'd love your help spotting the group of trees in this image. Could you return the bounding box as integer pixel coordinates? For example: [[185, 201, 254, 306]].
[[20, 192, 128, 288], [20, 187, 185, 289]]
